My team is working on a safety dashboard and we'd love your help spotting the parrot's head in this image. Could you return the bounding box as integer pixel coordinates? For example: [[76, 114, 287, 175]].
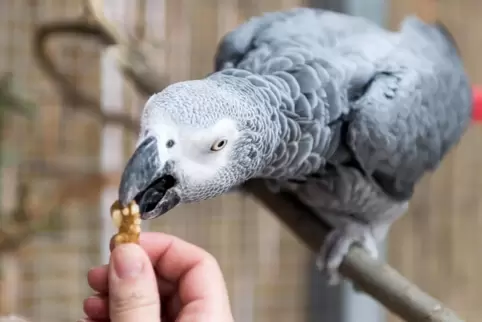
[[118, 75, 279, 219]]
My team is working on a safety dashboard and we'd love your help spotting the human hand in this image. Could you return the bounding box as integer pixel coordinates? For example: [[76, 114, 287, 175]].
[[81, 232, 234, 322]]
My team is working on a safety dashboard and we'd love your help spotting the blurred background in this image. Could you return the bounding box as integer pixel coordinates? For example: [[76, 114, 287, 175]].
[[0, 0, 480, 322]]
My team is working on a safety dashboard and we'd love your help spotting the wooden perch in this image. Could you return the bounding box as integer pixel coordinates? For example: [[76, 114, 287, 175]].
[[32, 1, 465, 321], [244, 181, 463, 322]]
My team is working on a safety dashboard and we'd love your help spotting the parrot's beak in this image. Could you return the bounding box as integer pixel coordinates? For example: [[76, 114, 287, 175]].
[[118, 136, 180, 220]]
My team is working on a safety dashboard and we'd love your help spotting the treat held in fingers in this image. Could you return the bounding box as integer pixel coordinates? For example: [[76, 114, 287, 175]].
[[110, 200, 142, 247]]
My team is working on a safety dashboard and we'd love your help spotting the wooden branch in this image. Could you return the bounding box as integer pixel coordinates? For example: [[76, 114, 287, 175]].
[[244, 181, 464, 322], [0, 73, 35, 118], [32, 0, 169, 130], [19, 159, 122, 203], [0, 159, 119, 253], [0, 222, 38, 253], [32, 20, 140, 132], [0, 181, 42, 253], [32, 4, 465, 322], [86, 0, 167, 96]]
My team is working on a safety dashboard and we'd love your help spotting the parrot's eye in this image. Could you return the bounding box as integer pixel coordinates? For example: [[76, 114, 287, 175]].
[[166, 139, 175, 148], [210, 138, 228, 151]]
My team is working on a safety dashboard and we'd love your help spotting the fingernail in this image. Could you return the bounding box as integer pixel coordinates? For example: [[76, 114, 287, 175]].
[[112, 244, 144, 279]]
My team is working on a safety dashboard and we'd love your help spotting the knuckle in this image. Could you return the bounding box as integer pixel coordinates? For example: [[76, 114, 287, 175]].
[[201, 252, 220, 268], [110, 290, 158, 315]]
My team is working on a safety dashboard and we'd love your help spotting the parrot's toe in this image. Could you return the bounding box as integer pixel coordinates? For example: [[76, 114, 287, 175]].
[[316, 223, 379, 286]]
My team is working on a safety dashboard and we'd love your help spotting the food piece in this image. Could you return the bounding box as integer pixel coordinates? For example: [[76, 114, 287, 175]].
[[110, 200, 141, 246]]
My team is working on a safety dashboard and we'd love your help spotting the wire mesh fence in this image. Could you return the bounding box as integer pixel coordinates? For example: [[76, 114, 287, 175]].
[[0, 1, 311, 322]]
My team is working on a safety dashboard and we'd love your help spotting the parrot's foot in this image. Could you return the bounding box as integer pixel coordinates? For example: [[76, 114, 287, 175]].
[[316, 223, 378, 285]]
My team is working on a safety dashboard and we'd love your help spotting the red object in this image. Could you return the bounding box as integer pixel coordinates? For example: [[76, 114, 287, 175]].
[[473, 86, 482, 122]]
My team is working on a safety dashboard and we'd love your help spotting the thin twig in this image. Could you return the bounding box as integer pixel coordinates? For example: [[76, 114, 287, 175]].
[[31, 4, 466, 322]]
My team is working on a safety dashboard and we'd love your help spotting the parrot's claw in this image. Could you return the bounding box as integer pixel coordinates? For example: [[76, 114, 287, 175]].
[[316, 223, 379, 285]]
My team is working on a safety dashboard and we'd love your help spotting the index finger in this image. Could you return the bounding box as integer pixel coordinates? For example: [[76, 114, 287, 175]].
[[141, 233, 230, 306]]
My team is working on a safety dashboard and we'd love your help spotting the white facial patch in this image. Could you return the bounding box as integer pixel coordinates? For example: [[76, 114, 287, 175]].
[[141, 115, 240, 185], [178, 118, 239, 184]]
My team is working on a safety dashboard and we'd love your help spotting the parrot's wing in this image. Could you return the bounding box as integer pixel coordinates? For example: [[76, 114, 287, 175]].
[[346, 18, 472, 201]]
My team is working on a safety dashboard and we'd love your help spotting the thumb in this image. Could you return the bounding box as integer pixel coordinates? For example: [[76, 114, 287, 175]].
[[108, 243, 160, 322]]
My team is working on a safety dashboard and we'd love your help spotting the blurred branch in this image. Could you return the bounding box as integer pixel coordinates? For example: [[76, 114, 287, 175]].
[[0, 181, 43, 253], [85, 0, 166, 95], [0, 73, 36, 118], [0, 74, 41, 253], [32, 20, 139, 132], [0, 221, 38, 254], [19, 159, 122, 202], [0, 159, 121, 253], [32, 0, 171, 132], [32, 2, 464, 322]]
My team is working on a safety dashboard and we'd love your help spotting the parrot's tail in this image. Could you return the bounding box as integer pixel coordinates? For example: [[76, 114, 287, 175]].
[[433, 20, 460, 55]]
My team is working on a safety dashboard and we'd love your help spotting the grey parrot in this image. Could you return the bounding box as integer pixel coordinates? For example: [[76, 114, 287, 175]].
[[117, 8, 472, 284]]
